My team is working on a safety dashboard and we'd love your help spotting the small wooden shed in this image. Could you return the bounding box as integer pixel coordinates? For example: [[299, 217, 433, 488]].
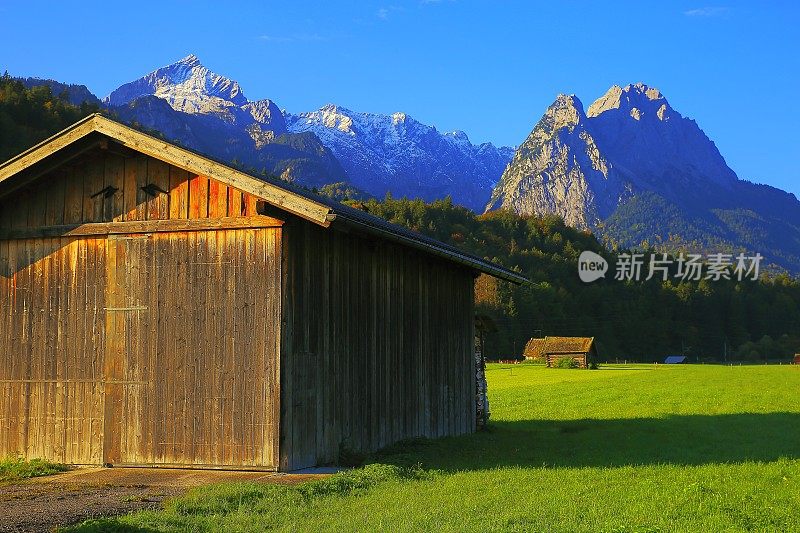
[[524, 336, 597, 368], [0, 114, 526, 471]]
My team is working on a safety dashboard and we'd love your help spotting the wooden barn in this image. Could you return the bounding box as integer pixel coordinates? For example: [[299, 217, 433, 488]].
[[523, 336, 597, 368], [0, 114, 526, 471]]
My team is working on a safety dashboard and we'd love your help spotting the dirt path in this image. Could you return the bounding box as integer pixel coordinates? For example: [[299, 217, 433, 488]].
[[0, 467, 328, 532]]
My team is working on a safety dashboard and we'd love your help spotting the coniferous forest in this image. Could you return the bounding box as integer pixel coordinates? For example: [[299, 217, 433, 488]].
[[0, 74, 98, 162]]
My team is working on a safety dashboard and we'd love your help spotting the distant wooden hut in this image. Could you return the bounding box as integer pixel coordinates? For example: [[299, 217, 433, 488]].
[[524, 336, 597, 368], [0, 114, 526, 471]]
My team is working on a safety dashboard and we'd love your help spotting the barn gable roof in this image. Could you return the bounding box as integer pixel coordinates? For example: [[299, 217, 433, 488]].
[[544, 336, 595, 354], [0, 114, 527, 283], [524, 336, 596, 357]]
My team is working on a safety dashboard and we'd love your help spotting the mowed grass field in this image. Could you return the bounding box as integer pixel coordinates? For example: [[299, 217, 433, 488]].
[[68, 364, 800, 532]]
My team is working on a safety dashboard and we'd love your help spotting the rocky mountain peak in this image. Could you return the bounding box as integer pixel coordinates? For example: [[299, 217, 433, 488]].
[[543, 94, 586, 131], [242, 99, 287, 134], [587, 82, 671, 121], [485, 82, 792, 267], [177, 54, 201, 67]]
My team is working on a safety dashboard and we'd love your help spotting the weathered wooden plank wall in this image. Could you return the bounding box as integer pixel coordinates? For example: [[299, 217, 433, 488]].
[[103, 228, 281, 468], [0, 237, 106, 464], [0, 151, 282, 468], [280, 219, 476, 471]]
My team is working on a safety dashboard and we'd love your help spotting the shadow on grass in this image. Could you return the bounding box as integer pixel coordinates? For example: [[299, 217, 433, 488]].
[[373, 413, 800, 471]]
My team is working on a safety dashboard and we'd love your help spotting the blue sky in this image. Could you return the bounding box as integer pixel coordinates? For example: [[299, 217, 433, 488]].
[[2, 1, 798, 194]]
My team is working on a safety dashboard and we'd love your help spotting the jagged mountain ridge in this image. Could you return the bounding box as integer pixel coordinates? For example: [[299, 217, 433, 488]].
[[487, 83, 800, 271], [286, 105, 513, 210], [102, 55, 512, 208]]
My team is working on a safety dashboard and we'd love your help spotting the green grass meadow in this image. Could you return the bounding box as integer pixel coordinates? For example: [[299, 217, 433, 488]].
[[67, 364, 800, 532]]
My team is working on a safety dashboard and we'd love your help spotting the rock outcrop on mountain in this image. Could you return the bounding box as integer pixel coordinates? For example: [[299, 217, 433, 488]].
[[487, 94, 622, 227], [488, 83, 800, 271]]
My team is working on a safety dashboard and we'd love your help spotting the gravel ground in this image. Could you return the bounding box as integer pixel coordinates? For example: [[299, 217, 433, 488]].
[[0, 467, 326, 532]]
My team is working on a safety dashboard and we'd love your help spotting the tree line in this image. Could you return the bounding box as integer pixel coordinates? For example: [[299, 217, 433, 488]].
[[0, 74, 98, 163]]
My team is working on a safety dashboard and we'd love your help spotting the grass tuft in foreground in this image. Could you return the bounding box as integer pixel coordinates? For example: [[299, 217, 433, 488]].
[[64, 464, 428, 532], [0, 456, 69, 483]]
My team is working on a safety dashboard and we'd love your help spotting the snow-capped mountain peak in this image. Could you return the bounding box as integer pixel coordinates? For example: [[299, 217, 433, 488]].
[[314, 104, 357, 134], [105, 54, 247, 114], [178, 53, 200, 66], [444, 130, 470, 145]]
